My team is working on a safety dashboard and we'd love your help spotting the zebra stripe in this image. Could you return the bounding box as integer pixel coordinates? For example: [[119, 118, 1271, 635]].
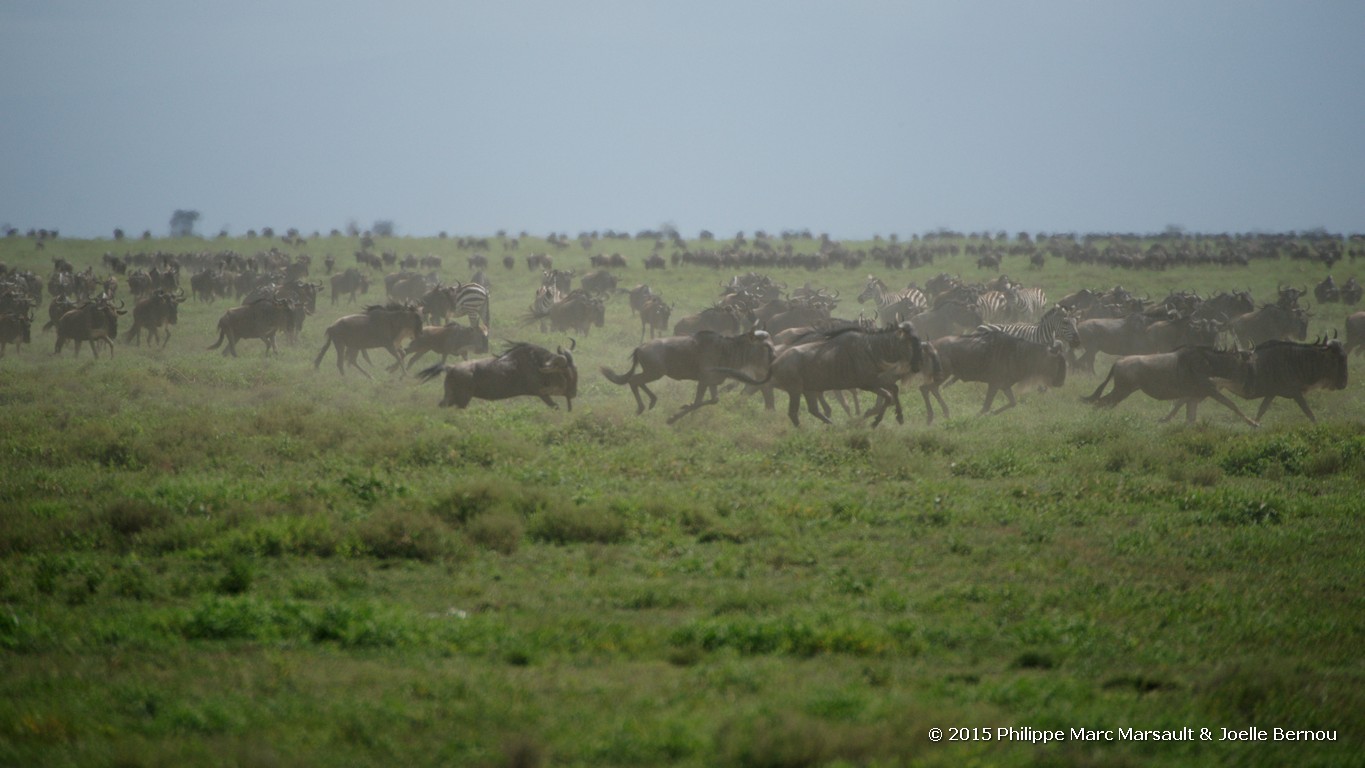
[[451, 282, 490, 327], [859, 277, 927, 321], [1010, 286, 1048, 320], [976, 305, 1079, 347]]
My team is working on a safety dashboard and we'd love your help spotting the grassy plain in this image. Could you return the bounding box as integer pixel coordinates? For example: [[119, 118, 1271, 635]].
[[1, 231, 1362, 767]]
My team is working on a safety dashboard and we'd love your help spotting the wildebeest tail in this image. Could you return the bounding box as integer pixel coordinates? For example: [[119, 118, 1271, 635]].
[[1082, 364, 1117, 403], [415, 362, 450, 384], [311, 332, 333, 369], [598, 351, 640, 385], [206, 323, 226, 350]]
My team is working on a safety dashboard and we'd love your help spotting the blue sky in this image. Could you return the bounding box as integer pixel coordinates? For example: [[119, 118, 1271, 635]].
[[2, 1, 1362, 239]]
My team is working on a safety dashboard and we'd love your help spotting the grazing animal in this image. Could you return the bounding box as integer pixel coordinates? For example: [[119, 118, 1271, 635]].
[[54, 298, 126, 358], [905, 300, 981, 341], [313, 303, 424, 377], [722, 323, 924, 427], [123, 289, 185, 347], [600, 330, 774, 423], [639, 295, 672, 340], [1228, 305, 1309, 347], [1230, 338, 1348, 423], [0, 310, 34, 356], [975, 305, 1080, 349], [207, 297, 295, 357], [857, 276, 927, 326], [673, 305, 748, 336], [329, 268, 370, 305], [934, 331, 1067, 414], [545, 292, 606, 336], [417, 342, 578, 411], [1344, 311, 1365, 356], [1082, 347, 1259, 426], [402, 322, 490, 369]]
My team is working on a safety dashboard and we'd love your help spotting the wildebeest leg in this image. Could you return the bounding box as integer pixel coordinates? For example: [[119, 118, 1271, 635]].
[[345, 347, 373, 379], [1287, 395, 1317, 423], [805, 392, 834, 425], [666, 381, 714, 424], [785, 390, 803, 426], [537, 395, 561, 409], [1206, 392, 1259, 427], [921, 383, 949, 424], [980, 385, 998, 413], [992, 386, 1018, 413], [384, 344, 407, 376], [864, 386, 901, 427], [1157, 400, 1190, 423]]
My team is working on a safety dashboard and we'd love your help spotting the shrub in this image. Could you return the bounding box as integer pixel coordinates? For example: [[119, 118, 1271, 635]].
[[466, 511, 523, 555], [528, 506, 627, 545], [354, 506, 460, 561]]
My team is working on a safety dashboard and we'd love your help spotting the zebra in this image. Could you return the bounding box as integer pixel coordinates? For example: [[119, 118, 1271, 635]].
[[857, 276, 927, 325], [449, 282, 490, 328], [974, 305, 1080, 349], [1008, 286, 1048, 320]]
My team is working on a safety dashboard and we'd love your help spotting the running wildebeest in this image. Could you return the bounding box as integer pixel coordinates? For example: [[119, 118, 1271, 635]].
[[313, 302, 424, 377], [208, 297, 295, 357], [934, 330, 1067, 414], [1228, 338, 1348, 423], [54, 297, 126, 358], [416, 341, 578, 411], [1082, 346, 1260, 426], [600, 330, 774, 423], [721, 322, 924, 427], [123, 288, 186, 347]]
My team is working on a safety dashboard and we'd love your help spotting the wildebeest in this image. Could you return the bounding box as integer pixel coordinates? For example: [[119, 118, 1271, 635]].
[[313, 302, 424, 377], [1345, 311, 1365, 356], [723, 323, 924, 427], [673, 305, 749, 336], [1082, 346, 1260, 426], [54, 297, 126, 357], [417, 341, 578, 410], [600, 330, 774, 423], [123, 289, 185, 347], [544, 292, 605, 336], [401, 322, 489, 369], [1074, 312, 1222, 375], [330, 268, 370, 305], [0, 309, 34, 356], [905, 300, 980, 341], [934, 330, 1067, 414], [1228, 304, 1309, 347], [1229, 338, 1348, 423], [207, 297, 295, 357], [639, 295, 672, 340], [579, 269, 618, 295]]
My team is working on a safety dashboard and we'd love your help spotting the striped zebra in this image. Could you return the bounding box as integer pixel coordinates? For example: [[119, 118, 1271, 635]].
[[1009, 286, 1048, 320], [857, 276, 927, 325], [976, 290, 1012, 323], [975, 304, 1080, 349], [449, 282, 490, 328]]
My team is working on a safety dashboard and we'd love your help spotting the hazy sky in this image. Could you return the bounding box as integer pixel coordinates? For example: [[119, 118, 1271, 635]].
[[3, 1, 1362, 239]]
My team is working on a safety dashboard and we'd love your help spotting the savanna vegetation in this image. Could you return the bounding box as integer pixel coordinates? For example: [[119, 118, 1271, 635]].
[[1, 228, 1362, 767]]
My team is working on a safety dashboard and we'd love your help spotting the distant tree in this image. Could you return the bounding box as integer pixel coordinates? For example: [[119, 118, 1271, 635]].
[[372, 220, 395, 237], [169, 209, 200, 238], [113, 228, 125, 241]]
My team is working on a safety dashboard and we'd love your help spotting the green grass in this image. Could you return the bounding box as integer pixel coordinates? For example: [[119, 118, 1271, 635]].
[[0, 231, 1362, 766]]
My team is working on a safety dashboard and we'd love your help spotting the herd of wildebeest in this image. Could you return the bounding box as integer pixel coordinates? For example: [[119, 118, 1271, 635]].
[[1, 230, 1363, 430]]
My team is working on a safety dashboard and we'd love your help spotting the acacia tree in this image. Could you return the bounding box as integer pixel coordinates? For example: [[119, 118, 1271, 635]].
[[170, 209, 200, 238]]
